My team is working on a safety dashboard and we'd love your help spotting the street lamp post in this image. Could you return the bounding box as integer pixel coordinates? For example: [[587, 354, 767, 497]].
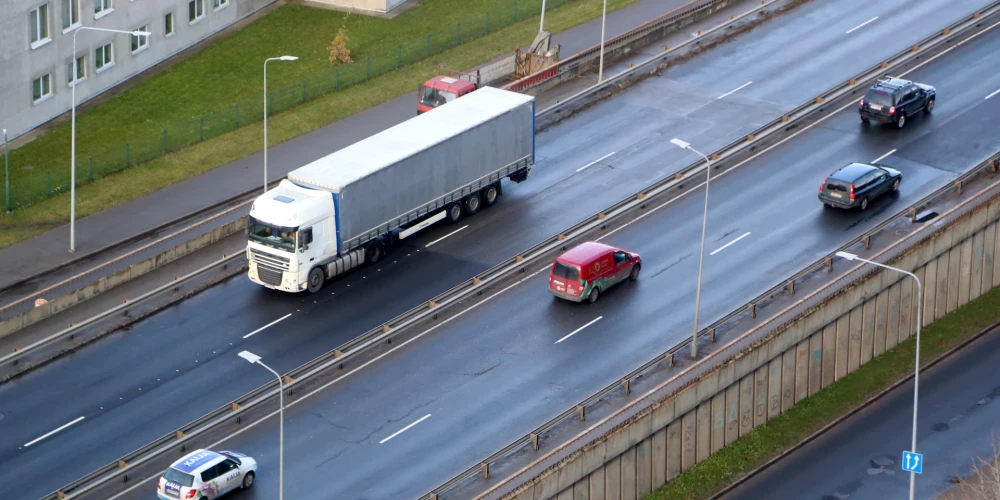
[[836, 251, 923, 500], [238, 350, 284, 500], [70, 26, 150, 253], [598, 0, 608, 82], [540, 0, 547, 33], [3, 129, 9, 212], [263, 56, 298, 194], [670, 138, 712, 358]]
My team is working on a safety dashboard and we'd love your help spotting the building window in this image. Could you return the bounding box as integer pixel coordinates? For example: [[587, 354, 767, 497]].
[[94, 0, 112, 18], [164, 12, 174, 36], [67, 55, 86, 85], [30, 4, 51, 48], [32, 74, 53, 103], [212, 0, 228, 10], [61, 0, 80, 30], [188, 0, 204, 23], [95, 42, 113, 72], [131, 25, 149, 53]]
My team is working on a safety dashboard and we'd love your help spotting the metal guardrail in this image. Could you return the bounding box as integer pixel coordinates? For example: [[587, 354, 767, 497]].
[[500, 0, 724, 93], [423, 7, 1000, 500], [0, 254, 243, 380], [0, 199, 250, 323], [41, 1, 1000, 498]]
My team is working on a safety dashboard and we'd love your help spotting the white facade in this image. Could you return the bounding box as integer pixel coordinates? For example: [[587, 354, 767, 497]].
[[305, 0, 406, 14], [0, 0, 275, 141]]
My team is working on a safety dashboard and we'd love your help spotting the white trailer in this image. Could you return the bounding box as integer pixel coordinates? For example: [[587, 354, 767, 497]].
[[246, 87, 536, 293]]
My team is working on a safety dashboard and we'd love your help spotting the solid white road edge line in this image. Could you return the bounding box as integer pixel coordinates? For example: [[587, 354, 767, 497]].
[[243, 313, 292, 339], [379, 414, 432, 444], [577, 152, 616, 172], [846, 16, 879, 34], [24, 416, 86, 447], [710, 232, 752, 256], [555, 316, 604, 344], [717, 81, 753, 99], [426, 225, 469, 248], [106, 18, 1000, 500], [872, 149, 897, 163]]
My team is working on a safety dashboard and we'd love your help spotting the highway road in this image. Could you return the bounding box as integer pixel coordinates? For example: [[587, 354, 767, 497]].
[[112, 20, 1000, 499], [2, 0, 996, 499], [721, 325, 1000, 500]]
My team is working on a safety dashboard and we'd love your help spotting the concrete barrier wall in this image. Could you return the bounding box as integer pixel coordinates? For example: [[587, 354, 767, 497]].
[[508, 190, 1000, 499], [0, 218, 247, 339]]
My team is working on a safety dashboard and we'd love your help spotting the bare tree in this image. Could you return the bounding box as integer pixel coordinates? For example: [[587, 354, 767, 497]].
[[940, 434, 1000, 500], [328, 17, 353, 66]]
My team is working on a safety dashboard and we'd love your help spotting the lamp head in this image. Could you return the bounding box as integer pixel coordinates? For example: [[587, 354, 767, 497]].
[[280, 56, 299, 61], [835, 251, 857, 261], [133, 31, 152, 37], [669, 138, 690, 149], [238, 350, 262, 364]]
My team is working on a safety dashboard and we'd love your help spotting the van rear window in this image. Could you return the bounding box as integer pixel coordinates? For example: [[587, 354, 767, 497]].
[[552, 262, 580, 281], [865, 89, 894, 107]]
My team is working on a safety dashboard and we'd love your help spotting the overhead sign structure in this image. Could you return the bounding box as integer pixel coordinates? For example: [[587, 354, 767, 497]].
[[902, 451, 923, 474]]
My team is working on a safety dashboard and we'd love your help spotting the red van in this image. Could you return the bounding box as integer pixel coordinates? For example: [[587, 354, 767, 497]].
[[548, 241, 642, 303]]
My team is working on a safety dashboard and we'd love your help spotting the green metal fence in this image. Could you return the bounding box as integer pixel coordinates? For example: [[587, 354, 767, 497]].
[[1, 0, 576, 212]]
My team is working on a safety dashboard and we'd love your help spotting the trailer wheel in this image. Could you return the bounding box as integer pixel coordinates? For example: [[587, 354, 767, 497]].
[[464, 192, 482, 216], [307, 267, 325, 294], [366, 240, 384, 264], [482, 184, 500, 207], [446, 202, 463, 223]]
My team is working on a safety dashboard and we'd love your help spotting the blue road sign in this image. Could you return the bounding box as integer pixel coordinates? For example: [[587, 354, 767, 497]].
[[902, 451, 923, 474]]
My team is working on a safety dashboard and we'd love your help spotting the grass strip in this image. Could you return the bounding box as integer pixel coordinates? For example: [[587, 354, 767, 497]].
[[0, 0, 643, 250], [645, 283, 1000, 500]]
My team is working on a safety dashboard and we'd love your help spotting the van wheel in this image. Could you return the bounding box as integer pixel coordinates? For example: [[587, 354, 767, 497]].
[[896, 113, 907, 129], [482, 184, 500, 207], [587, 288, 600, 303], [859, 197, 869, 211], [446, 202, 463, 223], [464, 192, 482, 216], [242, 472, 255, 489], [307, 267, 325, 294], [630, 264, 641, 281], [366, 240, 384, 264]]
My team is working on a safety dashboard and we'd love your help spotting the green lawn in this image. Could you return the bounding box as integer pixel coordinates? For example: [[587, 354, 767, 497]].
[[645, 284, 1000, 500], [0, 0, 644, 249]]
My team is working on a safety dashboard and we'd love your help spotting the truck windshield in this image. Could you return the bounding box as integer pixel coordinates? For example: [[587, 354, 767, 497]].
[[248, 216, 297, 252], [420, 86, 457, 108]]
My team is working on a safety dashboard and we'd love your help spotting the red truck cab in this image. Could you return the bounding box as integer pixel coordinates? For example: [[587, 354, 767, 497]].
[[417, 70, 481, 114]]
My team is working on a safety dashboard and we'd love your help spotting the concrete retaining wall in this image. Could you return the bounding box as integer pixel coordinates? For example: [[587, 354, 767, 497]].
[[508, 188, 1000, 499], [0, 218, 247, 339]]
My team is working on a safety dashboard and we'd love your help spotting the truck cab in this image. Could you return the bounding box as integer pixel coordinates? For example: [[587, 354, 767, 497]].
[[247, 180, 336, 293], [417, 70, 480, 114]]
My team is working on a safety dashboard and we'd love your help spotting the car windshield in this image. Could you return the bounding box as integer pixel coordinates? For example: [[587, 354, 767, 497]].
[[248, 216, 296, 252], [420, 86, 457, 108], [220, 452, 243, 465], [552, 262, 580, 281], [164, 468, 194, 487], [865, 89, 894, 107]]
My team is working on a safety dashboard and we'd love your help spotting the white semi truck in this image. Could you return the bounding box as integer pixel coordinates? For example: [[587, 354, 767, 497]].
[[246, 86, 536, 293]]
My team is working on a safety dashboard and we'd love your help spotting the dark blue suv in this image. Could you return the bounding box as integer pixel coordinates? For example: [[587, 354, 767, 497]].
[[819, 162, 902, 211], [859, 76, 936, 129]]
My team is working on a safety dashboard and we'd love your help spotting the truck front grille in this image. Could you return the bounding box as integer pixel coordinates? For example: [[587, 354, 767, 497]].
[[256, 264, 284, 286]]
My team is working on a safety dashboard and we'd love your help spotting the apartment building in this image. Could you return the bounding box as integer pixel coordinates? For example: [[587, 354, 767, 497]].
[[0, 0, 274, 142]]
